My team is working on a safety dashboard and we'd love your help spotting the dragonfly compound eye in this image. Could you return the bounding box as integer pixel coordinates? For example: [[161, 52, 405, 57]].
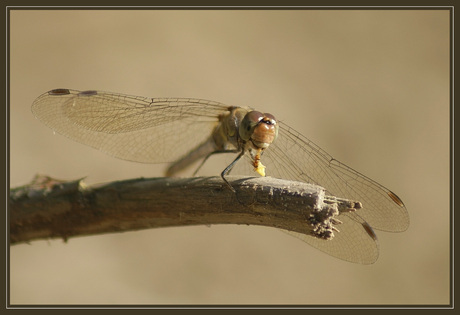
[[239, 111, 264, 141]]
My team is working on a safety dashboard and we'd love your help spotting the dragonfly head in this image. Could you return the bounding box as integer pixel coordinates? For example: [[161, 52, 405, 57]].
[[239, 111, 279, 149]]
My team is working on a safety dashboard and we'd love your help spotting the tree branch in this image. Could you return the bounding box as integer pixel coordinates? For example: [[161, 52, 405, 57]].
[[9, 175, 361, 245]]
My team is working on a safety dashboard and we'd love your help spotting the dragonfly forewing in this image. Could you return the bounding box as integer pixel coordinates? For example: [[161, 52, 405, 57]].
[[32, 89, 230, 165], [262, 124, 409, 233]]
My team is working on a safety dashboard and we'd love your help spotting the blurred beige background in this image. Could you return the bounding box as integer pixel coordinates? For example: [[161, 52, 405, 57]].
[[10, 10, 449, 305]]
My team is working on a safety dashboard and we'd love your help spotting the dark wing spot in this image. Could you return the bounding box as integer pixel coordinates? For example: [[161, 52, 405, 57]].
[[48, 89, 70, 95], [362, 222, 378, 241], [388, 191, 405, 207]]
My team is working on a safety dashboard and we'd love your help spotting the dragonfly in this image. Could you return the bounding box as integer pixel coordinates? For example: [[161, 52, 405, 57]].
[[31, 88, 409, 264]]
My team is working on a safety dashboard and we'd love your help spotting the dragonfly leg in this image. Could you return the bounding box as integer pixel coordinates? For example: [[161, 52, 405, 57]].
[[220, 149, 245, 192]]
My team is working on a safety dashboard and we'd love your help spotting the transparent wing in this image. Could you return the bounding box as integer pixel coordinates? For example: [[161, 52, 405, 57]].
[[31, 89, 230, 164], [256, 125, 408, 263], [262, 124, 409, 232]]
